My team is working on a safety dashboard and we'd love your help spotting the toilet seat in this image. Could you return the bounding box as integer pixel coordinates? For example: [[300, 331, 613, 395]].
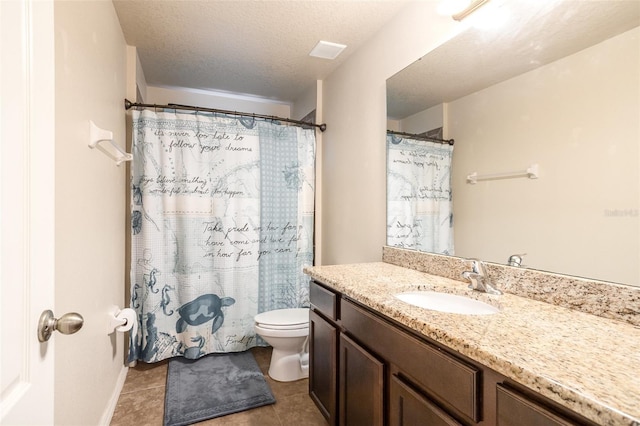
[[255, 308, 309, 330]]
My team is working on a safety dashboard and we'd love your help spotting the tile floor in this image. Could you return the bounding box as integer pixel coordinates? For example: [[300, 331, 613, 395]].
[[110, 347, 328, 426]]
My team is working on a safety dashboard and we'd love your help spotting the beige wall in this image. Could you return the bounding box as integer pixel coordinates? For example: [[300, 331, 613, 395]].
[[54, 1, 128, 424], [126, 46, 148, 102], [145, 85, 291, 117], [291, 82, 318, 121], [319, 2, 461, 265], [395, 104, 445, 134], [450, 27, 640, 285]]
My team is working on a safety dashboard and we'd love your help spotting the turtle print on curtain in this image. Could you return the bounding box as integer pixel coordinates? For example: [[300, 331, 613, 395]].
[[128, 109, 315, 363], [386, 134, 454, 255]]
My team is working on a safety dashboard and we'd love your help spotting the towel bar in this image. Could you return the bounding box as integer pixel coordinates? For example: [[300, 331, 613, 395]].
[[88, 120, 132, 166], [466, 164, 539, 184]]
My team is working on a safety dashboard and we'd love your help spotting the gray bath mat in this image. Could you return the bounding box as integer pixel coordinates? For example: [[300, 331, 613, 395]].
[[164, 351, 275, 426]]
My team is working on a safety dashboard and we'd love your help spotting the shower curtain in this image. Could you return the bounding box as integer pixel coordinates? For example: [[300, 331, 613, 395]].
[[386, 134, 454, 254], [129, 109, 315, 363]]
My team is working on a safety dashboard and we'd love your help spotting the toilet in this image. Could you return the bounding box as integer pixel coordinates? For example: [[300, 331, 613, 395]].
[[254, 308, 310, 382]]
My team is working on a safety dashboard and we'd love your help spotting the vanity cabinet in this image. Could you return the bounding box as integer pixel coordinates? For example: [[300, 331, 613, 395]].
[[309, 309, 338, 424], [310, 280, 386, 426], [309, 279, 596, 426], [389, 374, 461, 426], [309, 279, 340, 424], [496, 385, 585, 426], [339, 333, 384, 425], [340, 297, 479, 425]]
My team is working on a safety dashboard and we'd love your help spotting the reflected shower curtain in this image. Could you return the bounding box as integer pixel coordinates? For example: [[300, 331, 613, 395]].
[[129, 109, 315, 363], [386, 134, 454, 254]]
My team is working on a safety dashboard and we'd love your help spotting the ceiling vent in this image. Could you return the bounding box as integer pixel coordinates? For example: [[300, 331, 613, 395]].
[[309, 41, 347, 60]]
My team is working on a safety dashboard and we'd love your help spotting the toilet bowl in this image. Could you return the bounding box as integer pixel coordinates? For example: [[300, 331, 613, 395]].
[[254, 308, 309, 382]]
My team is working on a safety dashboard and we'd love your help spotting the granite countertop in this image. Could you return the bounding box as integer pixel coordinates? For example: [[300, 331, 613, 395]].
[[304, 262, 640, 426]]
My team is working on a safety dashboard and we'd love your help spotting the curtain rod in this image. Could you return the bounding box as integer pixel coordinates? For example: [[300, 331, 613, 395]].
[[387, 130, 454, 146], [124, 99, 327, 132]]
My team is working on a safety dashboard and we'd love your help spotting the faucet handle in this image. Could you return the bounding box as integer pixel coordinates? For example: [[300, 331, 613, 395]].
[[464, 258, 485, 274], [507, 253, 526, 267], [461, 259, 502, 295]]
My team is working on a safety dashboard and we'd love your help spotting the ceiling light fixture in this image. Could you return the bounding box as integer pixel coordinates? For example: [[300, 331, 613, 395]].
[[309, 41, 347, 60], [452, 0, 491, 21]]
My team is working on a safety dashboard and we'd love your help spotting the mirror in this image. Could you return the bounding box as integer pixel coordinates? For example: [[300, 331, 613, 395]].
[[387, 0, 640, 286]]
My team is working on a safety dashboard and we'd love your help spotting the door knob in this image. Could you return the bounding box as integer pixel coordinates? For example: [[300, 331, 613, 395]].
[[37, 310, 84, 342]]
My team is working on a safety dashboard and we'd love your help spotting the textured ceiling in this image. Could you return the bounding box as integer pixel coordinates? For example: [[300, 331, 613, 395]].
[[113, 0, 409, 103], [387, 0, 640, 120]]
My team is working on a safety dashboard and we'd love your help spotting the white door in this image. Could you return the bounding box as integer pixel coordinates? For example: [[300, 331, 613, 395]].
[[0, 0, 56, 424]]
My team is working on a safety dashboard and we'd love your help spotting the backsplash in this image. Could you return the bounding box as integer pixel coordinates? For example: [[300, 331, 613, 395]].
[[382, 246, 640, 327]]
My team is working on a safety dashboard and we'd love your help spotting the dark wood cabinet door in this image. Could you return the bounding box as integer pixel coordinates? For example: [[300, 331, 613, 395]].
[[339, 333, 384, 426], [390, 374, 462, 426], [309, 309, 338, 425], [497, 385, 577, 426]]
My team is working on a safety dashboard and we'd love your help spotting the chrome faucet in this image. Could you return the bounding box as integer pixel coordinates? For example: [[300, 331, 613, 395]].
[[462, 259, 502, 295], [507, 253, 526, 267]]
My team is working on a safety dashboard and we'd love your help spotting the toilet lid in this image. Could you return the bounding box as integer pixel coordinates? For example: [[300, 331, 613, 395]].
[[255, 308, 309, 328]]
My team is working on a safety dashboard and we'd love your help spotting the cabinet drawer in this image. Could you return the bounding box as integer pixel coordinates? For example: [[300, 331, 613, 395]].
[[310, 280, 338, 320], [497, 385, 575, 426], [390, 375, 462, 426], [341, 299, 480, 422]]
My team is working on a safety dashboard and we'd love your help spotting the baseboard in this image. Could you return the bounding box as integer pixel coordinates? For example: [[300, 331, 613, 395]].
[[99, 365, 129, 426]]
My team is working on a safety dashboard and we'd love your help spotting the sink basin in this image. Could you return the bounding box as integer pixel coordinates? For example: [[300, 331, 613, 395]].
[[394, 291, 500, 315]]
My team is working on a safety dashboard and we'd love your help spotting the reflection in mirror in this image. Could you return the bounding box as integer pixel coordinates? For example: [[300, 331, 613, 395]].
[[386, 132, 454, 254], [386, 1, 640, 286]]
